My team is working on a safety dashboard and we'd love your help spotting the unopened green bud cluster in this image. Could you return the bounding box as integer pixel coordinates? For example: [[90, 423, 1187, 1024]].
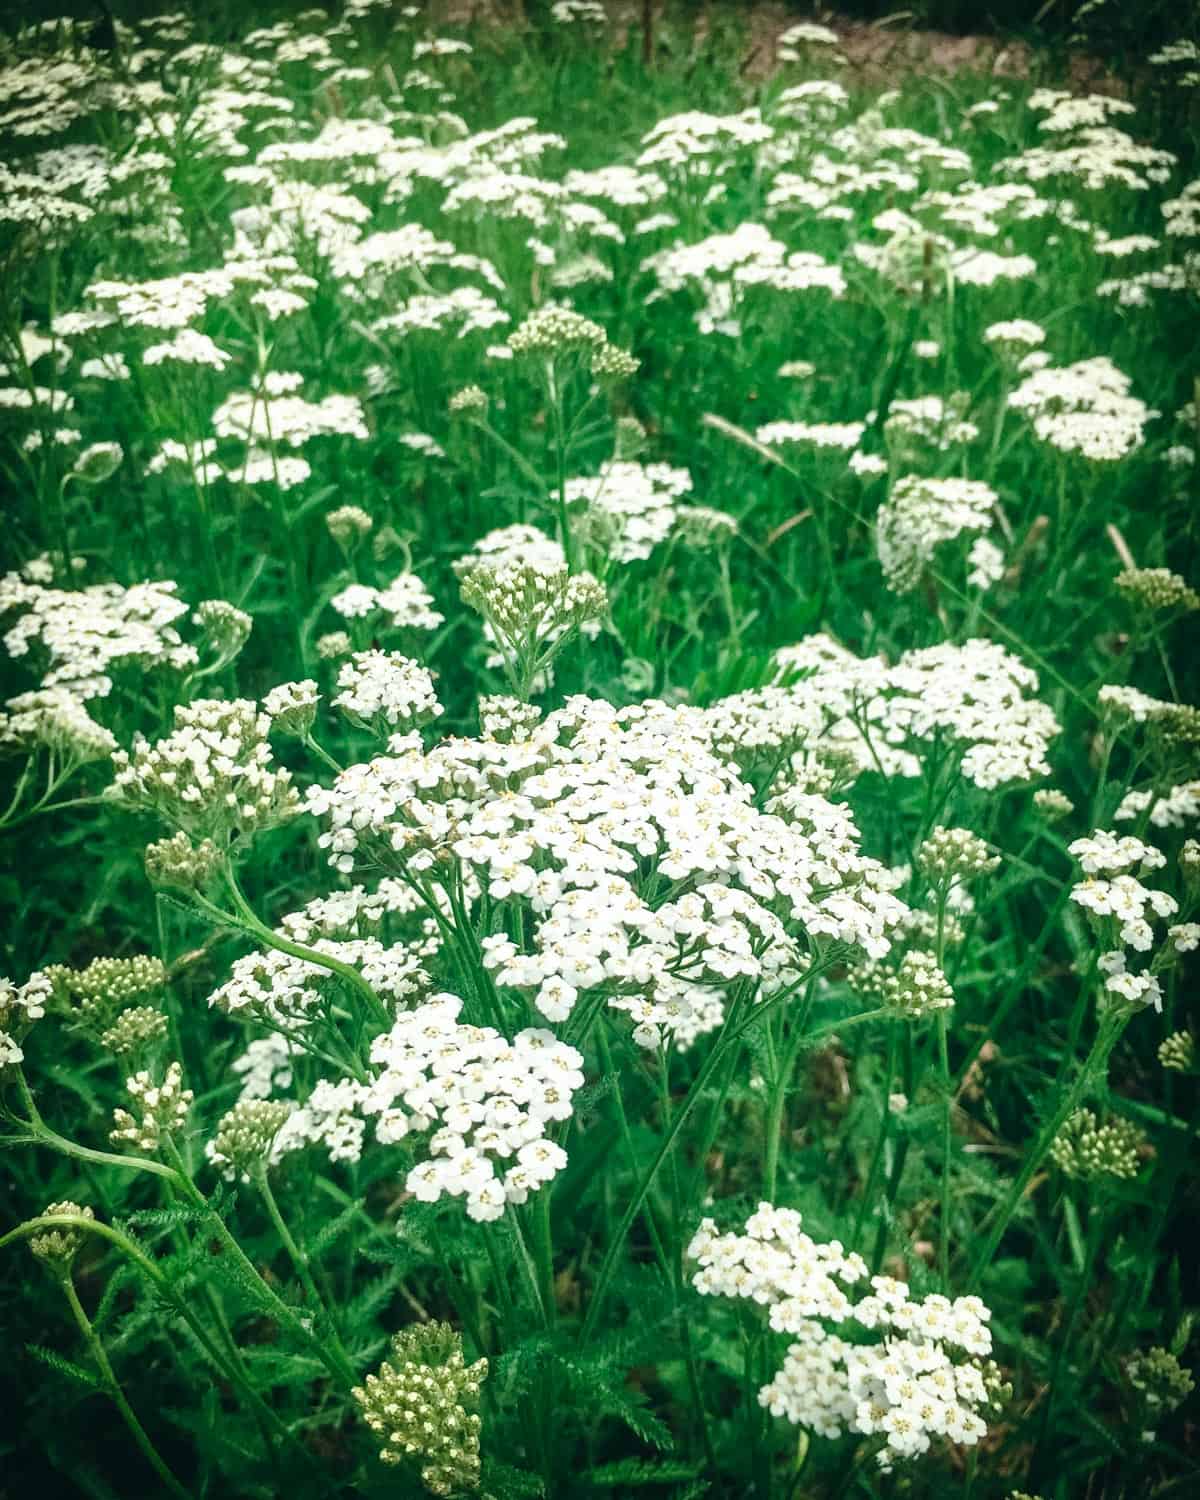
[[1127, 1346, 1194, 1417], [144, 831, 223, 892], [207, 1098, 291, 1178], [1115, 567, 1199, 613], [882, 949, 955, 1018], [193, 599, 252, 659], [325, 504, 374, 549], [100, 1005, 168, 1057], [29, 1201, 94, 1270], [49, 954, 165, 1030], [591, 343, 640, 380], [458, 560, 607, 645], [448, 384, 488, 415], [918, 825, 1000, 885], [1033, 788, 1074, 821], [1050, 1108, 1145, 1182], [507, 305, 606, 358], [1158, 1031, 1195, 1072], [353, 1321, 487, 1495]]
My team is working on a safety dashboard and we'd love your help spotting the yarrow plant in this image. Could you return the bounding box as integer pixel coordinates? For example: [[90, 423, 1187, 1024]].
[[1, 6, 1196, 1500]]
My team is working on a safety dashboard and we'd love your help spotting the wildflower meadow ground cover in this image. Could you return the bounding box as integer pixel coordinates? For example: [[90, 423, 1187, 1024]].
[[1, 3, 1198, 1497]]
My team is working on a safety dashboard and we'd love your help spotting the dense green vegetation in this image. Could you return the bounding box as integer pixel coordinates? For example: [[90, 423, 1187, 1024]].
[[1, 5, 1198, 1498]]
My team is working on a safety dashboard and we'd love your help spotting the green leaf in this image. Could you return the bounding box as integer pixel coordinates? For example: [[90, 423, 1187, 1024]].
[[25, 1344, 104, 1390]]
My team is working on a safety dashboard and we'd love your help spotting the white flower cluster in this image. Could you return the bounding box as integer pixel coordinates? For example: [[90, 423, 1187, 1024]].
[[262, 679, 319, 738], [689, 1204, 995, 1465], [642, 222, 844, 338], [1115, 782, 1200, 829], [362, 995, 584, 1220], [883, 396, 979, 454], [109, 698, 301, 841], [1069, 831, 1179, 1009], [0, 971, 51, 1067], [110, 1061, 193, 1152], [875, 476, 999, 593], [265, 994, 585, 1221], [1, 572, 194, 700], [1008, 356, 1153, 462], [212, 378, 369, 448], [764, 635, 1060, 791], [755, 420, 865, 452], [209, 935, 428, 1027], [329, 571, 443, 633], [0, 687, 116, 763], [307, 696, 909, 1047], [331, 651, 443, 736], [565, 460, 693, 564], [637, 110, 774, 170], [984, 319, 1046, 354]]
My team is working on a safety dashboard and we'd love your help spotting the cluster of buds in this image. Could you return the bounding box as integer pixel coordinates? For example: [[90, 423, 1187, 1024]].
[[192, 599, 253, 669], [353, 1322, 487, 1495], [317, 630, 352, 659], [507, 304, 606, 358], [332, 651, 442, 736], [100, 1006, 169, 1057], [591, 343, 640, 380], [1126, 1347, 1194, 1422], [883, 949, 955, 1018], [29, 1201, 94, 1272], [918, 826, 1001, 887], [1033, 788, 1074, 821], [1115, 566, 1199, 614], [110, 1061, 193, 1153], [448, 384, 488, 416], [144, 831, 223, 893], [673, 504, 738, 549], [109, 699, 301, 843], [457, 558, 607, 697], [326, 504, 374, 554], [1050, 1108, 1146, 1183], [206, 1098, 292, 1180], [47, 954, 165, 1032], [263, 679, 320, 739], [1158, 1031, 1195, 1072]]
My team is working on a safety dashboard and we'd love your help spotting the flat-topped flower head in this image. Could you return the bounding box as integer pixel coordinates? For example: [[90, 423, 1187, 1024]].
[[332, 651, 442, 736], [689, 1203, 995, 1466]]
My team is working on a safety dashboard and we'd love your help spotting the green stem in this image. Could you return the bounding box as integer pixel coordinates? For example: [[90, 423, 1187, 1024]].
[[2, 1215, 297, 1459], [532, 1186, 557, 1330], [936, 1011, 953, 1287], [220, 867, 390, 1027], [966, 1012, 1126, 1290], [61, 1275, 191, 1500], [254, 1165, 355, 1372], [162, 1140, 356, 1389], [853, 1022, 899, 1249], [763, 996, 813, 1201]]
